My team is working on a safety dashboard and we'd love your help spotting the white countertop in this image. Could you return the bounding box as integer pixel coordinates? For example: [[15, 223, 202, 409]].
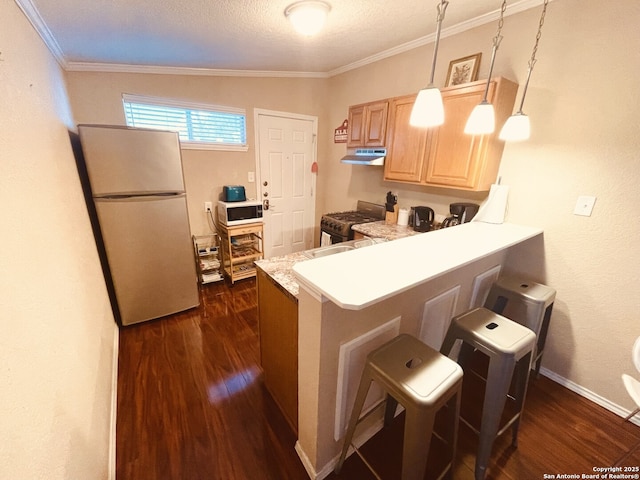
[[292, 222, 543, 310]]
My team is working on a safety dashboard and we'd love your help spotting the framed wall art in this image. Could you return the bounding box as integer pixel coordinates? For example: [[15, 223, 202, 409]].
[[445, 53, 482, 87]]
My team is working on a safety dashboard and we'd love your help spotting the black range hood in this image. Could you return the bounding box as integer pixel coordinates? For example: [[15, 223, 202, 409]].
[[341, 148, 386, 166]]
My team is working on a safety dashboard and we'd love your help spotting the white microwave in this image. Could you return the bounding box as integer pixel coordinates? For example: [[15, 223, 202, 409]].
[[217, 200, 263, 226]]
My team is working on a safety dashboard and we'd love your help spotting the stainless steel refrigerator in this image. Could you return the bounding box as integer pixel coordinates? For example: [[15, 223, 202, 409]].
[[78, 124, 199, 326]]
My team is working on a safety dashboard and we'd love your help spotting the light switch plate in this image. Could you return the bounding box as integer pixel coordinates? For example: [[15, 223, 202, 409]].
[[573, 195, 597, 216]]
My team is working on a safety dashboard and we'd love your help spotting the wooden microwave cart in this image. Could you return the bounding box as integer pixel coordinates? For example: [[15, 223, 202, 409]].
[[217, 222, 264, 284]]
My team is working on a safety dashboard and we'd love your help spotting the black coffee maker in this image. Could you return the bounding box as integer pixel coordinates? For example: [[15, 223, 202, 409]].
[[412, 206, 435, 232], [442, 202, 480, 228]]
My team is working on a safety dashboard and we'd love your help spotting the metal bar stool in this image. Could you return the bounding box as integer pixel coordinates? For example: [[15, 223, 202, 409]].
[[335, 334, 463, 480], [484, 276, 556, 377], [440, 308, 536, 480]]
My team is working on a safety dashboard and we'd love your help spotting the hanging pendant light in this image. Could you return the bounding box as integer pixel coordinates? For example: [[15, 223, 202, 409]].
[[499, 0, 549, 141], [409, 0, 449, 128], [464, 0, 507, 135]]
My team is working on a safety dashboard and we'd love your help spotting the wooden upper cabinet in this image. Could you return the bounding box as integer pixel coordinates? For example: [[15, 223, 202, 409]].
[[384, 94, 429, 183], [424, 77, 518, 190], [383, 77, 518, 191], [347, 100, 389, 147]]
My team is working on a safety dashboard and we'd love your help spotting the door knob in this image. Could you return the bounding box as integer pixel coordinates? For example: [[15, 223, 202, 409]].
[[263, 181, 268, 186], [263, 192, 269, 197]]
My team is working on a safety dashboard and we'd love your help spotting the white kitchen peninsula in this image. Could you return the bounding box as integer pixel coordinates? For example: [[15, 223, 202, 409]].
[[291, 222, 544, 480]]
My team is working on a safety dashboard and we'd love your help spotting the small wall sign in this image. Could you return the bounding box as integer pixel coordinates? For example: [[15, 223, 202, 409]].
[[334, 119, 348, 143]]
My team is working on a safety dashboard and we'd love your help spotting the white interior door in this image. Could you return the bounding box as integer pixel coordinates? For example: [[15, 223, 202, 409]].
[[256, 111, 316, 258]]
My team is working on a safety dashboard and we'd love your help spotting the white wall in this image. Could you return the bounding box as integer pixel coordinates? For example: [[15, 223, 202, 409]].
[[498, 0, 640, 408], [0, 0, 117, 478]]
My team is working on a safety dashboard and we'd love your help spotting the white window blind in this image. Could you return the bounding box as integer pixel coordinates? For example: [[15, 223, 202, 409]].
[[122, 94, 248, 151]]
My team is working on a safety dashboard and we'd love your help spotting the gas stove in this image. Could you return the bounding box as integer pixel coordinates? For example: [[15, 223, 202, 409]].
[[321, 201, 386, 242]]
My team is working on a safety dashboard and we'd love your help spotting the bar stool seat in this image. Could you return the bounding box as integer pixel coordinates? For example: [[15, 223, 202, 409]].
[[335, 333, 463, 480], [440, 307, 536, 480], [484, 276, 556, 376]]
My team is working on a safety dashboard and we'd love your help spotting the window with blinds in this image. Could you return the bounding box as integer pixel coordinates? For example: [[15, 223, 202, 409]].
[[122, 94, 248, 151]]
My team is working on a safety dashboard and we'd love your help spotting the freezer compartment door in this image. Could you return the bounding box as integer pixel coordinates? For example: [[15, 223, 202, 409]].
[[95, 194, 199, 325], [79, 125, 185, 196]]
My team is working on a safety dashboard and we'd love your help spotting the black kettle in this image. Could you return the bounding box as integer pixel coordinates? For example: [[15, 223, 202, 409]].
[[413, 206, 435, 232]]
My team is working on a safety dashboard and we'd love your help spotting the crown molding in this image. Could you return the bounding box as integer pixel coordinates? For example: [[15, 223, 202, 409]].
[[16, 0, 548, 79], [14, 0, 68, 68], [64, 62, 330, 79], [328, 0, 548, 77]]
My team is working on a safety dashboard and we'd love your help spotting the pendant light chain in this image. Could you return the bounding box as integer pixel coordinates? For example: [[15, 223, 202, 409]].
[[494, 0, 507, 49], [436, 0, 449, 23], [515, 0, 549, 114], [482, 0, 508, 102], [528, 0, 548, 70], [428, 0, 450, 86]]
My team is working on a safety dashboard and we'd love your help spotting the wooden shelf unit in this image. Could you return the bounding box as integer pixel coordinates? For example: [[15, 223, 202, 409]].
[[193, 234, 223, 284], [218, 222, 264, 284]]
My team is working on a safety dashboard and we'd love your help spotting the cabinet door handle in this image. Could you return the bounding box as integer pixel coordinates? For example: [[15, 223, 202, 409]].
[[263, 199, 269, 210]]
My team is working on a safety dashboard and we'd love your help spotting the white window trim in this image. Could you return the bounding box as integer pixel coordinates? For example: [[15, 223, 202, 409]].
[[122, 93, 248, 152], [179, 141, 248, 152]]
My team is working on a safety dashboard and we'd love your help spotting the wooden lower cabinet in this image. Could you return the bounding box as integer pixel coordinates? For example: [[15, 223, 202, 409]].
[[257, 269, 298, 433], [384, 77, 518, 191]]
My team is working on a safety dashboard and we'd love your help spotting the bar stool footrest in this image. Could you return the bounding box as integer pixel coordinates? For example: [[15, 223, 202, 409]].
[[351, 443, 383, 480]]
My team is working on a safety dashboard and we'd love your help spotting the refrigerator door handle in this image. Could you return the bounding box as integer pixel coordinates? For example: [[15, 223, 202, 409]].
[[96, 192, 184, 200]]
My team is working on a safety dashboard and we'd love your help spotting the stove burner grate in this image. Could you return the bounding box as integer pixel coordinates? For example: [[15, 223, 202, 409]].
[[321, 202, 387, 241]]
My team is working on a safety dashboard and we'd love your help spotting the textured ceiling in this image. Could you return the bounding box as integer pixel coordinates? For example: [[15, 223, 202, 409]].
[[22, 0, 545, 75]]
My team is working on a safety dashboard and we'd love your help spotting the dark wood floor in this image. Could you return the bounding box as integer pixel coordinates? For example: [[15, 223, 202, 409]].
[[117, 278, 640, 479]]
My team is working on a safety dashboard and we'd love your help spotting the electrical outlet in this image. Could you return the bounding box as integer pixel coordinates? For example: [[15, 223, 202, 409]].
[[204, 201, 212, 212], [248, 171, 255, 183]]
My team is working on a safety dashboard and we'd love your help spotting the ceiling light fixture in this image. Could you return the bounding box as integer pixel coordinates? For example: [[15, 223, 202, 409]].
[[464, 0, 507, 135], [284, 1, 331, 37], [409, 0, 449, 128], [499, 0, 549, 142]]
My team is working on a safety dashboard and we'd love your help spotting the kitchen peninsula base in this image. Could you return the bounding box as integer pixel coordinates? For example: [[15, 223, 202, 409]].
[[292, 222, 544, 479], [256, 268, 298, 434]]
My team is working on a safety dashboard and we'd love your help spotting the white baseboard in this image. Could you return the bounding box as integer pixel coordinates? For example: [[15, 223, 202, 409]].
[[108, 326, 119, 480], [294, 442, 318, 479], [295, 417, 385, 480], [539, 367, 640, 427]]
